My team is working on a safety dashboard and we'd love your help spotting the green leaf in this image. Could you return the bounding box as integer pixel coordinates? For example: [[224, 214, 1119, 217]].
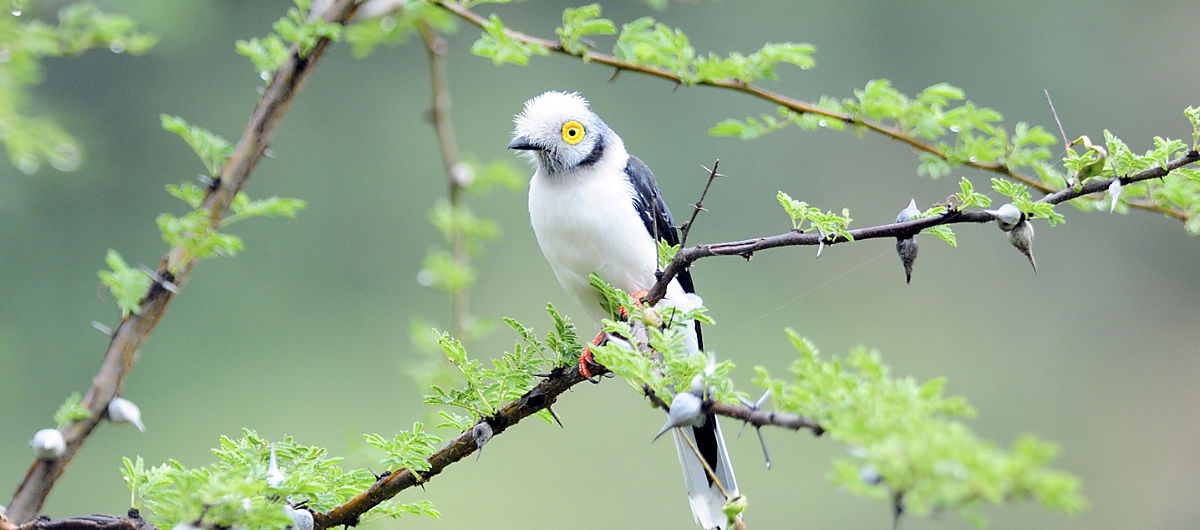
[[165, 183, 206, 209], [1186, 106, 1200, 151], [927, 225, 957, 247], [470, 14, 549, 66], [657, 239, 680, 270], [53, 392, 91, 427], [955, 177, 991, 208], [160, 115, 233, 177], [364, 423, 441, 472], [556, 4, 616, 56], [224, 194, 307, 225], [157, 210, 244, 268], [98, 249, 151, 317]]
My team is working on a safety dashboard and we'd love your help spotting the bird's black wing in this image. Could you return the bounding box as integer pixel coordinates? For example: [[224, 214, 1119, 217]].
[[624, 155, 694, 293], [624, 155, 702, 343], [626, 155, 721, 483]]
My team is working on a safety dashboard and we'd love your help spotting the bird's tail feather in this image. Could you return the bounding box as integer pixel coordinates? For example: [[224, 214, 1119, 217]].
[[672, 414, 739, 530]]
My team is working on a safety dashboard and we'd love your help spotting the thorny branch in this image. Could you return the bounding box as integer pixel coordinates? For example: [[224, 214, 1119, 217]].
[[313, 365, 602, 529], [432, 1, 1192, 222], [644, 149, 1200, 305], [4, 0, 363, 523], [643, 385, 824, 436]]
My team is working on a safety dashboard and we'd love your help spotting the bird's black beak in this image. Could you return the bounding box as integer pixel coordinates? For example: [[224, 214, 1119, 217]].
[[507, 136, 540, 150]]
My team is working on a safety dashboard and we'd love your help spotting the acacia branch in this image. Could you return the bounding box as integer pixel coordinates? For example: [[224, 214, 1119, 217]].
[[645, 149, 1200, 305], [5, 0, 363, 522], [642, 385, 824, 435], [432, 1, 1193, 221], [314, 365, 600, 529]]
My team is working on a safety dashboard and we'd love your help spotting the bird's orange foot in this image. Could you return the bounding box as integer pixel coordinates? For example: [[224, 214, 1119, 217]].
[[618, 289, 650, 318], [578, 330, 607, 381]]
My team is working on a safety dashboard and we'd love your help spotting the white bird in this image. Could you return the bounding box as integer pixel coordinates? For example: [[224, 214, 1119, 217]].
[[510, 91, 738, 529]]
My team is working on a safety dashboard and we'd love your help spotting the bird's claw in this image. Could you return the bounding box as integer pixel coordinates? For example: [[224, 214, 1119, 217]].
[[618, 289, 650, 318]]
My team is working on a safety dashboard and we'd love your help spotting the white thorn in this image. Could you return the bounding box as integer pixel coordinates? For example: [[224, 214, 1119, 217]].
[[30, 429, 66, 460], [108, 397, 145, 432]]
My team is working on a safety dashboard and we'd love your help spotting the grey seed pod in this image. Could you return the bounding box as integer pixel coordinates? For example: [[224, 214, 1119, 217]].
[[1008, 220, 1037, 272], [987, 203, 1024, 232], [284, 505, 314, 530], [472, 421, 493, 454], [108, 397, 145, 433], [895, 199, 920, 283], [30, 429, 66, 460], [653, 391, 704, 441]]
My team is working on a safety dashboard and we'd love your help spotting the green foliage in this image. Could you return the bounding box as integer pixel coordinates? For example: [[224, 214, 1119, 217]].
[[1186, 106, 1200, 151], [584, 275, 732, 401], [421, 307, 575, 431], [423, 315, 563, 430], [0, 3, 154, 174], [158, 183, 305, 271], [429, 200, 500, 250], [1101, 127, 1200, 232], [470, 14, 549, 66], [777, 191, 853, 241], [756, 331, 1086, 526], [98, 249, 151, 317], [225, 193, 307, 226], [991, 178, 1064, 226], [927, 225, 957, 247], [364, 423, 441, 473], [954, 177, 992, 209], [556, 4, 616, 56], [345, 1, 455, 58], [156, 209, 244, 267], [236, 0, 342, 80], [160, 115, 233, 177], [613, 16, 814, 85], [53, 392, 91, 427], [657, 240, 680, 272], [122, 430, 439, 528]]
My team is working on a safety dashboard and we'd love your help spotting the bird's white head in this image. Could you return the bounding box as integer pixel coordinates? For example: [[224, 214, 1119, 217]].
[[508, 91, 622, 175]]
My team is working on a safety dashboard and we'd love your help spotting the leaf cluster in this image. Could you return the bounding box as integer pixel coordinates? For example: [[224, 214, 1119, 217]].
[[122, 430, 439, 529], [0, 3, 155, 174], [98, 249, 152, 317], [235, 0, 343, 81], [585, 275, 734, 402], [776, 191, 853, 241], [755, 331, 1086, 526], [1102, 129, 1200, 232], [53, 392, 91, 428], [422, 305, 575, 431], [344, 1, 455, 58]]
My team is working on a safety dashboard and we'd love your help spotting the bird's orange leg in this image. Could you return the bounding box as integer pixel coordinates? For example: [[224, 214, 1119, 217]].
[[579, 289, 651, 379]]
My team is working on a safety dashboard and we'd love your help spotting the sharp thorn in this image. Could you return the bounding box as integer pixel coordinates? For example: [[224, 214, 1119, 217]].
[[545, 406, 564, 428], [756, 426, 773, 470], [91, 321, 114, 336]]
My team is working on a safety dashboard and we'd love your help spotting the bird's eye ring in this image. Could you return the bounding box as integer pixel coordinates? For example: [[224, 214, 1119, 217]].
[[561, 121, 585, 145]]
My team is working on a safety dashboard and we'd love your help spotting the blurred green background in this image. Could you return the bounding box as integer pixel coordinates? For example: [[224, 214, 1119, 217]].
[[2, 1, 1199, 528]]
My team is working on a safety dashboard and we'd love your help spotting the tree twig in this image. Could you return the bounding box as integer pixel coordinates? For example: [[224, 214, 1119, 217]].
[[313, 364, 604, 529], [678, 160, 721, 249], [432, 1, 1191, 221], [643, 385, 824, 435], [419, 21, 471, 338], [645, 149, 1199, 305], [4, 0, 363, 522]]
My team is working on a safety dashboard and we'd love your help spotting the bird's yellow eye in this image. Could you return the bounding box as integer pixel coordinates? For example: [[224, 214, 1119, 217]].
[[561, 121, 585, 145]]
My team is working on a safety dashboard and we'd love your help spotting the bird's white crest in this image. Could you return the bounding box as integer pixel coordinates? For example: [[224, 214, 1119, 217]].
[[513, 90, 591, 136]]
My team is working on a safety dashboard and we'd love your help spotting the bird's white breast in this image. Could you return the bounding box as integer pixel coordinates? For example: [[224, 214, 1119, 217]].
[[528, 158, 658, 322]]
